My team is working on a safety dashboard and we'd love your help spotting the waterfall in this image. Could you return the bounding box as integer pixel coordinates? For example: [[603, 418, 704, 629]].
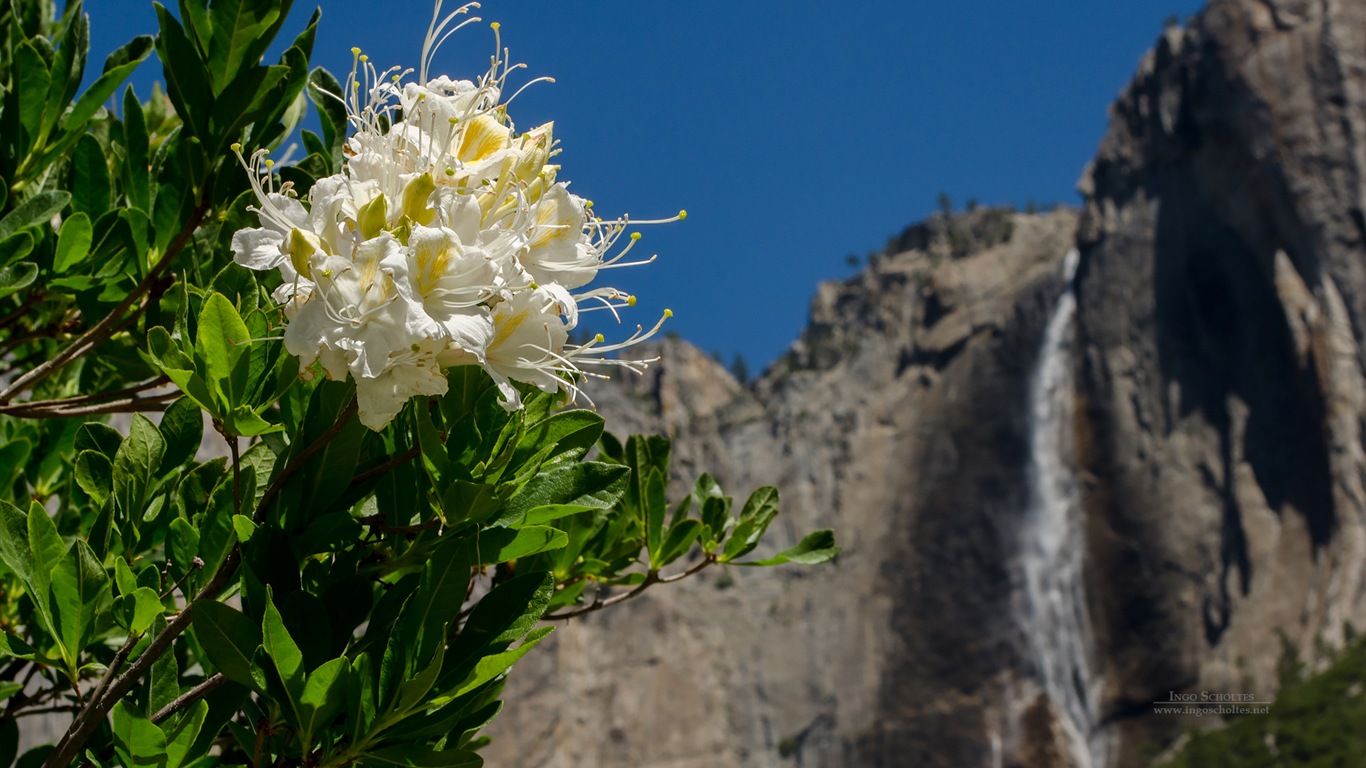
[[1016, 249, 1108, 768]]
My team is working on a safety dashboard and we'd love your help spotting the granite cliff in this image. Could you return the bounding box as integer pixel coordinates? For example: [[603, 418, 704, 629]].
[[1076, 0, 1366, 762], [484, 208, 1084, 767], [483, 1, 1366, 766]]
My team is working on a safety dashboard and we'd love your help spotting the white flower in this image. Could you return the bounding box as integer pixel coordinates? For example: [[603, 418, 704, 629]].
[[482, 286, 573, 409], [405, 223, 499, 353], [284, 234, 415, 381], [520, 184, 597, 289], [228, 1, 680, 430]]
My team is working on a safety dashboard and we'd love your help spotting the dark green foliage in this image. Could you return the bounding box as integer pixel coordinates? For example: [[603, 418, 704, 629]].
[[1165, 635, 1366, 767]]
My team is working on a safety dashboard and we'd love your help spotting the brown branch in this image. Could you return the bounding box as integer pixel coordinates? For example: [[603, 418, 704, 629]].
[[0, 376, 170, 410], [150, 673, 226, 725], [0, 291, 43, 330], [14, 704, 79, 717], [544, 555, 717, 621], [0, 389, 178, 418], [254, 396, 359, 521], [0, 201, 208, 405], [349, 444, 420, 487], [90, 633, 138, 707]]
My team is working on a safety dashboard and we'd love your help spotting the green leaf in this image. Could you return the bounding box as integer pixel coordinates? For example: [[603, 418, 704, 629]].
[[196, 292, 250, 408], [209, 262, 259, 315], [0, 262, 38, 300], [499, 461, 629, 526], [206, 0, 290, 93], [114, 558, 138, 596], [76, 421, 124, 458], [166, 516, 200, 586], [0, 632, 39, 662], [735, 529, 841, 567], [48, 540, 109, 669], [0, 501, 33, 583], [306, 67, 347, 160], [470, 527, 567, 566], [148, 614, 180, 714], [64, 36, 153, 131], [394, 641, 444, 714], [154, 4, 212, 138], [0, 233, 34, 267], [0, 191, 69, 242], [298, 656, 347, 746], [231, 515, 256, 543], [509, 408, 604, 470], [296, 512, 361, 556], [193, 600, 264, 690], [113, 414, 166, 529], [28, 501, 65, 598], [53, 211, 92, 273], [447, 571, 552, 669], [157, 396, 204, 472], [448, 626, 552, 700], [644, 469, 667, 565], [161, 698, 207, 768], [0, 681, 21, 704], [409, 539, 471, 665], [121, 87, 151, 214], [223, 404, 280, 437], [15, 41, 51, 148], [113, 586, 163, 635], [262, 588, 304, 707], [70, 134, 111, 219], [522, 504, 596, 526], [112, 700, 169, 767], [74, 451, 113, 512], [656, 519, 702, 568], [721, 486, 780, 563], [148, 327, 216, 414], [362, 745, 483, 768]]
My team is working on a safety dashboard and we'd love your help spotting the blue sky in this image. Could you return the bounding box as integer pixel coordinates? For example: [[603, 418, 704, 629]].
[[84, 0, 1205, 374]]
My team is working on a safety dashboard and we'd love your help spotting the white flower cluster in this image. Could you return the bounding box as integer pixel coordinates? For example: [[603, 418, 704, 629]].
[[230, 2, 679, 430]]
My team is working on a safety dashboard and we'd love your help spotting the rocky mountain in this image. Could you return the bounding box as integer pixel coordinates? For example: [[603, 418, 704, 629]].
[[484, 207, 1082, 768], [1076, 0, 1366, 762], [484, 0, 1366, 766]]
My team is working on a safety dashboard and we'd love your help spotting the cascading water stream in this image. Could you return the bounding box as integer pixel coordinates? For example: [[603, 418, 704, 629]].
[[1016, 249, 1108, 768]]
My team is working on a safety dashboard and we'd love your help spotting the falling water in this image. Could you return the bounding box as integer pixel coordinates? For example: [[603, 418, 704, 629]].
[[1016, 249, 1108, 768]]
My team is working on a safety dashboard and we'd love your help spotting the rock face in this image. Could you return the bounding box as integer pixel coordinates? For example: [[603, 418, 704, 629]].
[[487, 1, 1366, 765], [1075, 0, 1366, 761], [483, 208, 1081, 767]]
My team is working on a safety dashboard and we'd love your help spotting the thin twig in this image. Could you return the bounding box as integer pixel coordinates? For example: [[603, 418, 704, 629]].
[[544, 556, 717, 621], [349, 444, 420, 487], [14, 704, 79, 717], [254, 396, 359, 521], [227, 431, 242, 519], [0, 390, 179, 418], [0, 291, 43, 330], [150, 673, 227, 724], [0, 376, 169, 412], [159, 558, 205, 601]]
